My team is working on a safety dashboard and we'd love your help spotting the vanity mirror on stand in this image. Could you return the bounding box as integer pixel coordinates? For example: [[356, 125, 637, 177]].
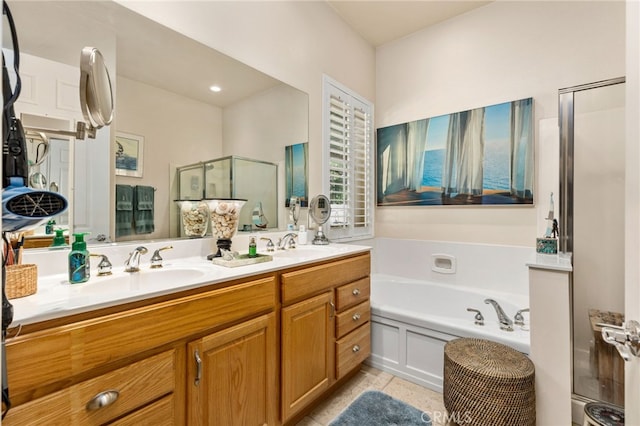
[[309, 195, 331, 245]]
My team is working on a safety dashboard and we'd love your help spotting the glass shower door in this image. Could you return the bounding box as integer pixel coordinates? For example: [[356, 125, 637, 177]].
[[562, 79, 626, 405]]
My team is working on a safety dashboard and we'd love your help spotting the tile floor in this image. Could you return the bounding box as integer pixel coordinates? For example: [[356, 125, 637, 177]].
[[296, 365, 450, 426]]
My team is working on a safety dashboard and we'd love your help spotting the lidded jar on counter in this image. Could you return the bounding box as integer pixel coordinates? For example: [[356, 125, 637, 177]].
[[176, 200, 209, 238]]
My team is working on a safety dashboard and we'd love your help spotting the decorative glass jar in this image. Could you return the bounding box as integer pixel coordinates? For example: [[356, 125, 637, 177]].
[[203, 198, 247, 257], [176, 200, 209, 238]]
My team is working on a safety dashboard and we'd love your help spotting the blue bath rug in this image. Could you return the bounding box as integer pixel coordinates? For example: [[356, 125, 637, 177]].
[[329, 390, 431, 426]]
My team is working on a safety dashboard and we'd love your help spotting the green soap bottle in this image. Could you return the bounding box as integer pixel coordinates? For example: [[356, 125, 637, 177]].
[[69, 233, 90, 284], [248, 237, 257, 258], [50, 229, 69, 249]]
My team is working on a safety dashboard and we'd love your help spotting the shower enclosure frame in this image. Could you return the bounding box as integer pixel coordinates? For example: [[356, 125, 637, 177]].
[[558, 76, 626, 410], [558, 76, 625, 253]]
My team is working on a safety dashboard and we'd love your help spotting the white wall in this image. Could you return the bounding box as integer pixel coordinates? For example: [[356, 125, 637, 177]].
[[222, 84, 308, 163], [223, 83, 309, 228], [625, 1, 640, 422], [375, 1, 625, 246], [115, 0, 376, 203], [116, 76, 222, 240]]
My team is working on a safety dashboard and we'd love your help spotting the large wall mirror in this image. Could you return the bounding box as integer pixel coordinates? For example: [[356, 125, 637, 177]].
[[8, 0, 309, 248]]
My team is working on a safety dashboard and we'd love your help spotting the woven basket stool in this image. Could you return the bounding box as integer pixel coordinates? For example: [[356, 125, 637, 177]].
[[443, 338, 535, 426]]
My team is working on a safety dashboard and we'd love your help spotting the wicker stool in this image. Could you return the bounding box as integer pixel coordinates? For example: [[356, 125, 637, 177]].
[[443, 338, 535, 426]]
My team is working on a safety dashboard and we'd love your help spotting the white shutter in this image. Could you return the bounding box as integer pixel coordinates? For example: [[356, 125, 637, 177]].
[[322, 76, 373, 241]]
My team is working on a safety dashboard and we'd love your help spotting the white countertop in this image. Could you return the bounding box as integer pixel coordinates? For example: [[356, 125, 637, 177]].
[[11, 237, 371, 327], [526, 252, 573, 272]]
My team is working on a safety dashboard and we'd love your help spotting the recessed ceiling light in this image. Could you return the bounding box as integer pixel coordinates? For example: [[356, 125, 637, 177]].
[[209, 85, 221, 93]]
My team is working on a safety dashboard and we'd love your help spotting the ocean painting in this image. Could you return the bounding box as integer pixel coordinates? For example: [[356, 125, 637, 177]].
[[285, 142, 308, 207], [115, 132, 144, 178], [377, 98, 534, 206]]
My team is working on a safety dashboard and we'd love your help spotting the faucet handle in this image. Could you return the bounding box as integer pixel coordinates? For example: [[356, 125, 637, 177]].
[[514, 308, 530, 326], [287, 236, 297, 249], [90, 254, 112, 276], [151, 245, 173, 269], [466, 308, 484, 326], [260, 238, 275, 252]]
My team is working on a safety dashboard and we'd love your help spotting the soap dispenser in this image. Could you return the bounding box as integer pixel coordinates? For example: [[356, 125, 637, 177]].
[[50, 229, 69, 249], [69, 233, 90, 284]]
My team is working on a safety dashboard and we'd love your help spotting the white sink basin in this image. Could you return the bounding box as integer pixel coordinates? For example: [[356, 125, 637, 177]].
[[268, 244, 353, 260], [68, 266, 212, 295]]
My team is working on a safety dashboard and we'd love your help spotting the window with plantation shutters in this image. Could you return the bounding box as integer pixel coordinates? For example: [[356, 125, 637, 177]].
[[322, 76, 374, 241]]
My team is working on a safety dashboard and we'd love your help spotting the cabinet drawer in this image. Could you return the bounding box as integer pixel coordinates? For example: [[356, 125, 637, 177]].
[[110, 394, 174, 426], [336, 301, 370, 339], [4, 350, 175, 425], [281, 253, 370, 304], [335, 277, 370, 311], [335, 324, 371, 380]]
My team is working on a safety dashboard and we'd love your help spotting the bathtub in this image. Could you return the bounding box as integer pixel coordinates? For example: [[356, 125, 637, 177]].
[[367, 273, 531, 393]]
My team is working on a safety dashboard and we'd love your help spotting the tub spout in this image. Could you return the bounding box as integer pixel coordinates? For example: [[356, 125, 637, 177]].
[[484, 299, 513, 331]]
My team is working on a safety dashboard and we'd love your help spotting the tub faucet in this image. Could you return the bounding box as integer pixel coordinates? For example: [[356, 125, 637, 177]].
[[484, 299, 514, 331], [124, 246, 148, 272]]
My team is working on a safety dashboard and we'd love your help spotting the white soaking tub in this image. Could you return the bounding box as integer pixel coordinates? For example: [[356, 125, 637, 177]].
[[367, 273, 530, 393]]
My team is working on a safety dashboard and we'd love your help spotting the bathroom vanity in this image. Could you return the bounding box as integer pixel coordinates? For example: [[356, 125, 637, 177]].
[[3, 244, 371, 425]]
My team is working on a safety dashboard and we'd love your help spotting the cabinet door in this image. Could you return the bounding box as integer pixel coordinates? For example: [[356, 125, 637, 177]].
[[187, 313, 277, 426], [281, 291, 334, 422]]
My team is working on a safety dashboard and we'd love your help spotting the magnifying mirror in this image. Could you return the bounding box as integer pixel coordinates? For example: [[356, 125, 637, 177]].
[[23, 46, 114, 140], [309, 194, 331, 245], [80, 46, 114, 130]]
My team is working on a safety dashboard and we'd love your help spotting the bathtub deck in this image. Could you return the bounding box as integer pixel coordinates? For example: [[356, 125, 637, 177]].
[[296, 365, 450, 426]]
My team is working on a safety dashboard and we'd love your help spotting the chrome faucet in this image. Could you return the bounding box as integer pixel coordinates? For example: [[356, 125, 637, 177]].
[[514, 308, 530, 326], [260, 238, 275, 252], [278, 233, 297, 250], [90, 254, 112, 276], [124, 246, 148, 272], [150, 246, 173, 268], [484, 299, 514, 331]]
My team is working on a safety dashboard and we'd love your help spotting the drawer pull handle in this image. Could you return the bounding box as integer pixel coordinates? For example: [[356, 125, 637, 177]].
[[352, 345, 360, 353], [352, 288, 360, 296], [86, 390, 119, 411], [352, 313, 361, 321], [330, 301, 336, 319], [195, 349, 202, 386]]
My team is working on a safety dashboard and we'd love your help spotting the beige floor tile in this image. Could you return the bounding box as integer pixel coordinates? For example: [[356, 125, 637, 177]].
[[303, 366, 448, 426], [381, 376, 448, 425], [296, 416, 323, 426], [306, 379, 367, 425]]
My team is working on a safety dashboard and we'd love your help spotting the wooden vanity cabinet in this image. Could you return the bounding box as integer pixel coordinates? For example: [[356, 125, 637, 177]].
[[3, 275, 277, 425], [187, 312, 277, 426], [281, 291, 335, 421], [4, 251, 370, 426], [280, 253, 371, 424]]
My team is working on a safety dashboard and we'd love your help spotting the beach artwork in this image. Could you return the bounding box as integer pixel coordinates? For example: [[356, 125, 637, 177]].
[[285, 142, 308, 207], [377, 98, 534, 206], [115, 132, 144, 178]]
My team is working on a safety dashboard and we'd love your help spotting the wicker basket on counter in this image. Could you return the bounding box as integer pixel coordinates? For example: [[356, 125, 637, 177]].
[[6, 264, 38, 299]]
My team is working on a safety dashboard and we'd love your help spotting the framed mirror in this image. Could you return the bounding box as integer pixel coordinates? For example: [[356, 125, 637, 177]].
[[9, 0, 309, 247]]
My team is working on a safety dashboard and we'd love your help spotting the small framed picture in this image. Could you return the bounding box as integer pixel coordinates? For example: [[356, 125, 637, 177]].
[[115, 132, 144, 178]]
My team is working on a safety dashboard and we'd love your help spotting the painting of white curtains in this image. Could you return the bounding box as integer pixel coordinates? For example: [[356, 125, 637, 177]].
[[377, 98, 534, 206]]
